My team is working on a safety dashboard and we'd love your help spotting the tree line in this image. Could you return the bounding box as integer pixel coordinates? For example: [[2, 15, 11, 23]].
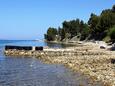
[[45, 5, 115, 43]]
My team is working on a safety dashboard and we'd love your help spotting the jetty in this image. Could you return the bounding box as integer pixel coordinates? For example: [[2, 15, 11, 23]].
[[4, 45, 76, 56], [4, 45, 109, 57], [5, 45, 43, 51]]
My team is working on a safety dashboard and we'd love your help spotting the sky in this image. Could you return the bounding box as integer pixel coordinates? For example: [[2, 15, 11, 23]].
[[0, 0, 114, 40]]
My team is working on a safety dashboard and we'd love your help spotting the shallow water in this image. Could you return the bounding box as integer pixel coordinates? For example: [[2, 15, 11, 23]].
[[0, 40, 103, 86], [0, 56, 104, 86]]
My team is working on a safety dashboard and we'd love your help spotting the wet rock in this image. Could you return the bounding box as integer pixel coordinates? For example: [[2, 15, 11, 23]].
[[110, 47, 115, 51], [100, 46, 106, 49], [111, 58, 115, 64]]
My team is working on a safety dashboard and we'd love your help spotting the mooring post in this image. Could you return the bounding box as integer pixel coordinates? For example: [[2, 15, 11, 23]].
[[32, 46, 35, 51]]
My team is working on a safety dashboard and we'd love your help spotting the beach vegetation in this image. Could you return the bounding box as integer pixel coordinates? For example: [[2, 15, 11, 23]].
[[45, 4, 115, 43], [44, 27, 58, 41], [108, 26, 115, 43]]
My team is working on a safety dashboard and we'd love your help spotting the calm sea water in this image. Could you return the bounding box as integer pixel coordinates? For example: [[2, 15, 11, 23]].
[[0, 40, 103, 86]]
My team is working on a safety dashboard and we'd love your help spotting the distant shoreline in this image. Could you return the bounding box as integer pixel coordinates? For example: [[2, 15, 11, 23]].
[[44, 40, 85, 46]]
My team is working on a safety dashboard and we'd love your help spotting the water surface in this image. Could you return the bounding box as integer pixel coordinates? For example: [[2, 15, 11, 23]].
[[0, 40, 103, 86], [0, 57, 82, 86]]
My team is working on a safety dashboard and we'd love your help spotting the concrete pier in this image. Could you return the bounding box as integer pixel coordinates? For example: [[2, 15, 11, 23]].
[[5, 45, 43, 51], [4, 45, 108, 57]]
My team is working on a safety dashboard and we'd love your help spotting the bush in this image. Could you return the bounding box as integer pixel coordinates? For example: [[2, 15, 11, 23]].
[[45, 27, 58, 41], [103, 36, 111, 43], [108, 26, 115, 42]]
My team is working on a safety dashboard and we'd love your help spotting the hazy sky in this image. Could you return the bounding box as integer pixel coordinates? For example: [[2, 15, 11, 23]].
[[0, 0, 114, 40]]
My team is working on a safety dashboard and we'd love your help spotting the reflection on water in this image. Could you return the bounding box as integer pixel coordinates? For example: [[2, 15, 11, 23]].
[[0, 57, 77, 86], [1, 40, 73, 48], [0, 56, 103, 86], [44, 42, 73, 48], [0, 40, 103, 86]]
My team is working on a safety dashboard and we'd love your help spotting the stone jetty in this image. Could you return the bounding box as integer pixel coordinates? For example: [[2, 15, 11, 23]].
[[4, 44, 115, 86]]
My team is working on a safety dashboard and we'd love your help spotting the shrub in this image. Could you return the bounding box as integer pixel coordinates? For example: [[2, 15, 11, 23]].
[[108, 26, 115, 42]]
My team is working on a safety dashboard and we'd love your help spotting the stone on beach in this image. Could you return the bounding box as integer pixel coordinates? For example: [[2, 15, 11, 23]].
[[4, 43, 115, 86]]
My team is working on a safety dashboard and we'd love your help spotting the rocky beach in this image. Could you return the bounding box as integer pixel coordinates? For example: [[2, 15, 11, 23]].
[[4, 42, 115, 86]]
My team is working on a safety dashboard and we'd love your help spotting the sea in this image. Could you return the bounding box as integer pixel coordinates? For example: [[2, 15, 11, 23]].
[[0, 40, 103, 86]]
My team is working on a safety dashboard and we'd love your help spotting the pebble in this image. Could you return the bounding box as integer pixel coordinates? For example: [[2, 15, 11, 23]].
[[4, 45, 115, 86]]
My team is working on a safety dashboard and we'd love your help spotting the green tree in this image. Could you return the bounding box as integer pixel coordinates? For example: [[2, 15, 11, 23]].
[[80, 23, 90, 40], [97, 9, 114, 32], [45, 5, 115, 42], [88, 13, 99, 34], [57, 27, 66, 41], [62, 19, 83, 38], [96, 8, 115, 40], [60, 28, 66, 41], [45, 27, 58, 41]]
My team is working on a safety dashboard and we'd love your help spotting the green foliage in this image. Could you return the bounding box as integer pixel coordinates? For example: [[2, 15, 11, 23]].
[[61, 19, 87, 39], [57, 27, 66, 41], [88, 13, 99, 33], [98, 9, 115, 32], [62, 19, 80, 38], [45, 4, 115, 42], [103, 36, 111, 43], [80, 24, 90, 40], [45, 19, 88, 41], [45, 27, 57, 41], [108, 26, 115, 42], [88, 5, 115, 40]]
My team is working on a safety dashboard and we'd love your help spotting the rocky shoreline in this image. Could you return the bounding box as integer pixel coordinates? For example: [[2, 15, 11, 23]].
[[4, 43, 115, 86]]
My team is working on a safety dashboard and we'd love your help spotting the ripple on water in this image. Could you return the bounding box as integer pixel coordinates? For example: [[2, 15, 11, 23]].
[[0, 56, 104, 86]]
